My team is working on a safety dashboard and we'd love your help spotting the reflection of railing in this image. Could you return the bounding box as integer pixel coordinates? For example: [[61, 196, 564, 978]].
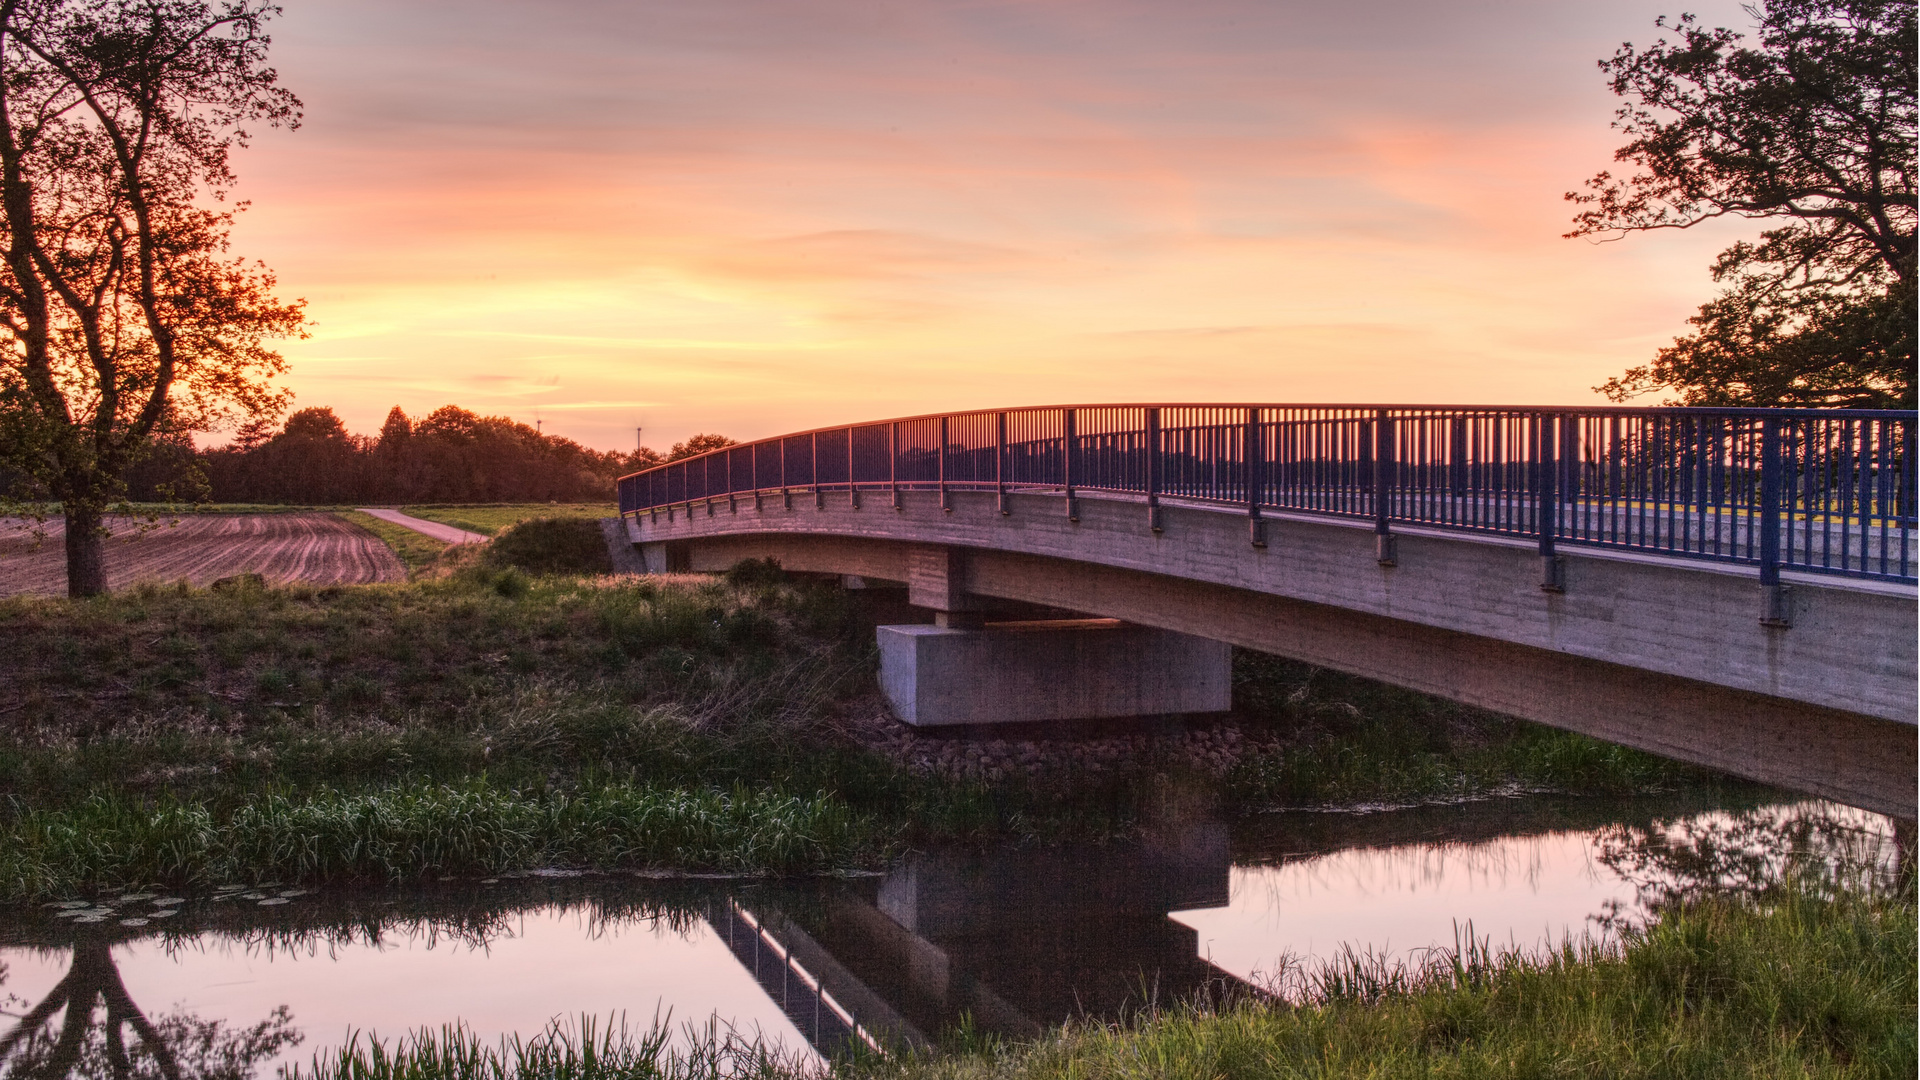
[[710, 900, 885, 1057], [619, 405, 1915, 583]]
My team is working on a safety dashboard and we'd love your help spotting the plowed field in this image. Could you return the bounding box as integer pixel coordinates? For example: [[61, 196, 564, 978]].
[[0, 514, 405, 597]]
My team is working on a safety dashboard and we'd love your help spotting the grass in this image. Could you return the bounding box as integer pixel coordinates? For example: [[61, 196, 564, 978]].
[[0, 561, 1724, 901], [1221, 652, 1690, 808], [275, 884, 1916, 1080], [876, 886, 1916, 1080], [336, 509, 452, 572], [296, 1015, 816, 1080], [402, 503, 619, 536], [0, 781, 879, 898]]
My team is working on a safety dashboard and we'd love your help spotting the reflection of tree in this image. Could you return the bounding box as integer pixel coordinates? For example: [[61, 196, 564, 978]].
[[0, 939, 299, 1080], [1593, 801, 1903, 924]]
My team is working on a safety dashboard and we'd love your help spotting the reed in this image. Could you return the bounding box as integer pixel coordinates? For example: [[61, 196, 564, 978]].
[[0, 781, 883, 901], [294, 1014, 816, 1080]]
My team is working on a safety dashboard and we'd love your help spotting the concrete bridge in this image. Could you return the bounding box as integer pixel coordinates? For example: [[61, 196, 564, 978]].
[[618, 404, 1916, 819]]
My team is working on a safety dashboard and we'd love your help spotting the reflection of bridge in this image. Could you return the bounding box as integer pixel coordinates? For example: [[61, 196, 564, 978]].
[[714, 825, 1243, 1056], [620, 405, 1916, 818]]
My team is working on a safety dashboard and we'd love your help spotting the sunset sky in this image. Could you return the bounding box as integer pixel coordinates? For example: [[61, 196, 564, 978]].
[[227, 0, 1759, 452]]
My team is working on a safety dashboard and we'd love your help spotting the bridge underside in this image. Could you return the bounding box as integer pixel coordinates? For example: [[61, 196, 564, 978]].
[[669, 529, 1912, 817], [627, 488, 1916, 819]]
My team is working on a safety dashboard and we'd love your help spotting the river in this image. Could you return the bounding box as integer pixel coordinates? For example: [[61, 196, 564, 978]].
[[0, 791, 1899, 1076]]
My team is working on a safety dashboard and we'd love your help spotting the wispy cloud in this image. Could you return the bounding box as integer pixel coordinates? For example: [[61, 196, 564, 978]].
[[233, 0, 1755, 449]]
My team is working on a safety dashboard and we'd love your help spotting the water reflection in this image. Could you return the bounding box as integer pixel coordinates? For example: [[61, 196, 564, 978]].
[[0, 794, 1897, 1078], [0, 939, 297, 1080], [1592, 800, 1905, 917], [739, 822, 1243, 1048]]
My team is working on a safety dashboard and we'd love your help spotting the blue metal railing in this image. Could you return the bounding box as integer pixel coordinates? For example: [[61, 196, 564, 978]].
[[618, 405, 1917, 584]]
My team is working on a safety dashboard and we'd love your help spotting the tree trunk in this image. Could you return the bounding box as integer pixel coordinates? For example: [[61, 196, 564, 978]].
[[64, 503, 108, 597]]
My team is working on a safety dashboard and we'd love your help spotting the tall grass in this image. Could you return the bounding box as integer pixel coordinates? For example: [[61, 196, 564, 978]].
[[869, 887, 1915, 1080], [294, 1014, 816, 1080], [274, 887, 1915, 1080], [0, 780, 882, 901]]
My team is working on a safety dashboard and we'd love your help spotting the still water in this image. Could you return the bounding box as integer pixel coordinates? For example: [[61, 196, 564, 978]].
[[0, 793, 1898, 1076]]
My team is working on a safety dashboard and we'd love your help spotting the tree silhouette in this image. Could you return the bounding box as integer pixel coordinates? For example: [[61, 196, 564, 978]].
[[1571, 0, 1915, 406]]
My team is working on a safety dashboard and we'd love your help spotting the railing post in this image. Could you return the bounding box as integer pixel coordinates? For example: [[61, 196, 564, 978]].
[[1538, 412, 1564, 591], [1246, 405, 1266, 547], [1063, 408, 1079, 521], [938, 416, 951, 512], [1146, 407, 1163, 532], [780, 436, 792, 511], [1759, 416, 1790, 626], [996, 411, 1010, 515], [890, 422, 901, 510], [751, 442, 762, 511], [812, 431, 824, 509], [1373, 409, 1395, 565], [848, 426, 859, 509]]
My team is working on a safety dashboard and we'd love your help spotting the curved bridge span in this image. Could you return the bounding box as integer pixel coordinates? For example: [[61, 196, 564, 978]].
[[619, 404, 1917, 818]]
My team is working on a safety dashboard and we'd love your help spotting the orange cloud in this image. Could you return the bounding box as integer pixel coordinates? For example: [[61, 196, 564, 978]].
[[223, 0, 1757, 451]]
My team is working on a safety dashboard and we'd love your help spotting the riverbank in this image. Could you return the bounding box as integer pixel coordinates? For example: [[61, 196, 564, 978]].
[[0, 554, 1729, 901], [285, 883, 1914, 1080]]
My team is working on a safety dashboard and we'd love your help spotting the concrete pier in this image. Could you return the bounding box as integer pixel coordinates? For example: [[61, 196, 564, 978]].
[[877, 618, 1231, 727]]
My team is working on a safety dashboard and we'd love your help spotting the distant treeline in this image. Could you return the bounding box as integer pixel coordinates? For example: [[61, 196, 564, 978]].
[[107, 406, 731, 506]]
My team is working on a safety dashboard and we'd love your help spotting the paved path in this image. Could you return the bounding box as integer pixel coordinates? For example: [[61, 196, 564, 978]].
[[357, 508, 487, 545]]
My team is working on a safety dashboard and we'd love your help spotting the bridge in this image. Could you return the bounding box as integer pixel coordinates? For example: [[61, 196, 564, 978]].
[[617, 404, 1917, 819]]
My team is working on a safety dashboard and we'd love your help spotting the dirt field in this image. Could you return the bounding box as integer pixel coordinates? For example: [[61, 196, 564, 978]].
[[0, 514, 405, 597]]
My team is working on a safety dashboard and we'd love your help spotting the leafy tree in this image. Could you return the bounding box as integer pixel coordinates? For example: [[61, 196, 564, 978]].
[[1569, 0, 1915, 407], [0, 0, 304, 596], [244, 405, 362, 503], [667, 432, 736, 461]]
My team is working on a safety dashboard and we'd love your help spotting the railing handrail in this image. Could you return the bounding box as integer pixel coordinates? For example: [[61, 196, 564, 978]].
[[618, 403, 1917, 585], [621, 402, 1916, 481]]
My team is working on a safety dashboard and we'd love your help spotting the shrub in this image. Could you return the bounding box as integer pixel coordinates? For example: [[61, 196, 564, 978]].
[[481, 517, 613, 576]]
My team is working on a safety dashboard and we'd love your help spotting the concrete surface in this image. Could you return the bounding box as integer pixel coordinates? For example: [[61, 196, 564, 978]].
[[878, 619, 1232, 726], [622, 487, 1918, 816]]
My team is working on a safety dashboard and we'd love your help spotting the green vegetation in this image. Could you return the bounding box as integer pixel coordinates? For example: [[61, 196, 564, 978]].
[[0, 541, 1903, 1075], [481, 516, 617, 575], [1225, 652, 1688, 808], [336, 509, 451, 572], [404, 503, 619, 536], [886, 888, 1914, 1080], [290, 886, 1916, 1080], [0, 783, 875, 898], [298, 1015, 808, 1080], [0, 513, 1724, 904], [0, 559, 1721, 901]]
